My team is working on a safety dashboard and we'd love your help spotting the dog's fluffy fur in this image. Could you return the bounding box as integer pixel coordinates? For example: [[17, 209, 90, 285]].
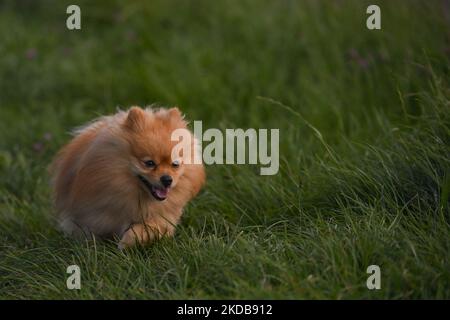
[[49, 106, 205, 249]]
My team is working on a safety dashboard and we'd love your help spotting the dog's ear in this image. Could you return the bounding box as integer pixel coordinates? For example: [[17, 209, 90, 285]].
[[168, 107, 183, 119], [124, 106, 146, 131], [167, 107, 188, 128]]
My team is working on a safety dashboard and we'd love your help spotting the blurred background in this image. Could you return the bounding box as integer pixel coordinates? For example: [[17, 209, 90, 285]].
[[0, 0, 449, 299]]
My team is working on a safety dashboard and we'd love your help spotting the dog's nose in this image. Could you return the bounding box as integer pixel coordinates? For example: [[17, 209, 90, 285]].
[[160, 175, 173, 187]]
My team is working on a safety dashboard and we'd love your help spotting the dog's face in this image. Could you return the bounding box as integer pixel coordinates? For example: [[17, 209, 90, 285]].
[[123, 107, 187, 201]]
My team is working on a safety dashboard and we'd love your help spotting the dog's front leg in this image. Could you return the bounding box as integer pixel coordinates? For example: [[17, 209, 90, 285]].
[[118, 220, 174, 250]]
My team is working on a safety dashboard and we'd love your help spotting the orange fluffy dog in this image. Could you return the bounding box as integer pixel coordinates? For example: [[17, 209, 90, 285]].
[[50, 106, 205, 249]]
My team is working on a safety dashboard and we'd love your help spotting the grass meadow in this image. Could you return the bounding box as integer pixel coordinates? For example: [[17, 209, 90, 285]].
[[0, 0, 449, 299]]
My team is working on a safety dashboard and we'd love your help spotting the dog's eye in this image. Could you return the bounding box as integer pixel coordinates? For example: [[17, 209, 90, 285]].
[[143, 160, 156, 168], [172, 160, 180, 168]]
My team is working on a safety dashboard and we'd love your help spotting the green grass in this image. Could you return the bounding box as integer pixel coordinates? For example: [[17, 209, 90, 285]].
[[0, 0, 449, 299]]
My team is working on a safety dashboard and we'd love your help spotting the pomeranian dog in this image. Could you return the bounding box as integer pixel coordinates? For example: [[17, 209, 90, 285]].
[[49, 106, 205, 249]]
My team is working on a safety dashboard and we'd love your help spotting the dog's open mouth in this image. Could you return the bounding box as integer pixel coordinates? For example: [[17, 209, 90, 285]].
[[137, 175, 169, 201]]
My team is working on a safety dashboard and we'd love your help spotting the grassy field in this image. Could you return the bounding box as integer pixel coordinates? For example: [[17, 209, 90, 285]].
[[0, 0, 449, 299]]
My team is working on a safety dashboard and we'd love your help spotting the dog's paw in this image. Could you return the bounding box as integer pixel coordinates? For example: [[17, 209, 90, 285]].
[[118, 226, 140, 250], [118, 223, 160, 250], [117, 240, 129, 251]]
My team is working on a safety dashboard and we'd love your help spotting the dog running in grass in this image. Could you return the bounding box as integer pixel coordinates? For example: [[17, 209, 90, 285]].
[[49, 106, 205, 249]]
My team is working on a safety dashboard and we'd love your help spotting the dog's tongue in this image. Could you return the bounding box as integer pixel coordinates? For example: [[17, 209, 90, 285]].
[[154, 187, 169, 199]]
